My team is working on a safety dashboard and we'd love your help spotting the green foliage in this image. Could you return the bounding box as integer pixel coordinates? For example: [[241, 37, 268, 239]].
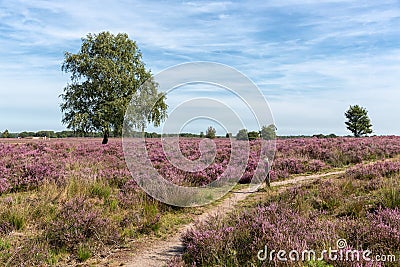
[[225, 132, 232, 138], [205, 126, 216, 139], [139, 201, 161, 233], [313, 133, 337, 139], [55, 130, 79, 138], [236, 129, 248, 140], [1, 209, 26, 230], [145, 132, 161, 138], [199, 131, 204, 138], [15, 130, 166, 139], [35, 130, 55, 138], [60, 31, 167, 142], [0, 238, 11, 251], [46, 197, 119, 252], [1, 129, 9, 138], [46, 250, 61, 265], [261, 124, 277, 140], [77, 246, 91, 262], [179, 133, 199, 138], [89, 182, 112, 201], [345, 105, 373, 137], [18, 131, 35, 138], [1, 238, 51, 266], [380, 184, 400, 209], [124, 76, 168, 134], [9, 213, 25, 230], [247, 131, 259, 140]]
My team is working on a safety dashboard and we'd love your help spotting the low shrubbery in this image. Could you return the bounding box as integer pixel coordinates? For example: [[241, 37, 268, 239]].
[[345, 160, 400, 180], [0, 140, 186, 265], [176, 164, 400, 266], [1, 137, 400, 265], [46, 197, 120, 252]]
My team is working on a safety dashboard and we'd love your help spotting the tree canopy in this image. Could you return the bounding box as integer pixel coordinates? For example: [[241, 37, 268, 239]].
[[205, 126, 216, 139], [345, 105, 373, 137], [260, 124, 277, 140], [247, 131, 259, 140], [1, 129, 9, 138], [60, 31, 167, 144], [236, 129, 248, 140]]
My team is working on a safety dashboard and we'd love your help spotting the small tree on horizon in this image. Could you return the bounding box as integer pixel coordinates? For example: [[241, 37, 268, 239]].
[[261, 124, 277, 140], [236, 129, 248, 140], [205, 126, 216, 139], [345, 105, 373, 137], [1, 129, 9, 138]]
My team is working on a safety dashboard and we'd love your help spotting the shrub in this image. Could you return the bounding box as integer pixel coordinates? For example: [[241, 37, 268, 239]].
[[46, 197, 119, 253], [1, 209, 26, 231], [0, 178, 10, 194], [345, 160, 400, 180], [261, 124, 277, 140], [1, 238, 52, 266], [247, 131, 259, 140], [205, 126, 216, 139], [182, 203, 338, 266], [236, 129, 248, 140], [341, 208, 400, 256]]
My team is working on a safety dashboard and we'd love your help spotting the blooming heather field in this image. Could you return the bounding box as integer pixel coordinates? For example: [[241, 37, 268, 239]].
[[1, 136, 400, 265], [177, 159, 400, 266]]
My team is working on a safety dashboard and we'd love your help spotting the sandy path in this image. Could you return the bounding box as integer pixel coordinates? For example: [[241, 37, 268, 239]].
[[124, 170, 345, 267]]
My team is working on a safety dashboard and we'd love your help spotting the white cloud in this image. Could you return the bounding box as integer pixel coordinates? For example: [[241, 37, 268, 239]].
[[0, 0, 399, 134]]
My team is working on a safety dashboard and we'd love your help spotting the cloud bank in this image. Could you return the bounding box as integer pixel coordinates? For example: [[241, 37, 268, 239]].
[[0, 0, 399, 135]]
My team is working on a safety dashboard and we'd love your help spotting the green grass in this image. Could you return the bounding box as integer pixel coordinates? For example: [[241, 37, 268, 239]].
[[2, 159, 400, 266], [89, 181, 112, 200], [0, 175, 204, 266], [174, 165, 400, 266], [77, 246, 92, 262]]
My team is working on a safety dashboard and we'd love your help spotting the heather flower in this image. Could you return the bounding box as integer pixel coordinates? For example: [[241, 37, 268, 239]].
[[46, 197, 119, 252], [0, 178, 10, 194], [345, 161, 400, 180], [182, 202, 338, 266]]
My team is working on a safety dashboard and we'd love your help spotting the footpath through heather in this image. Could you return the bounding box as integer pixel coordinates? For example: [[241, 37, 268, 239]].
[[122, 170, 345, 267]]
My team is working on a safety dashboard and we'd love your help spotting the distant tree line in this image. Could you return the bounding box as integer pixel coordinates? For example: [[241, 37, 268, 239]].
[[200, 124, 278, 141], [0, 129, 105, 138], [0, 130, 167, 139], [0, 129, 357, 140], [3, 108, 374, 140], [277, 134, 338, 139], [235, 124, 277, 141]]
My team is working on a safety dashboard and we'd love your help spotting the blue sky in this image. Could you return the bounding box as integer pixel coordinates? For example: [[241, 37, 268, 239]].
[[0, 0, 399, 135]]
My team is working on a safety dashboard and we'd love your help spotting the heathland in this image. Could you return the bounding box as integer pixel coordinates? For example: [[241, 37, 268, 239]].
[[1, 136, 400, 266]]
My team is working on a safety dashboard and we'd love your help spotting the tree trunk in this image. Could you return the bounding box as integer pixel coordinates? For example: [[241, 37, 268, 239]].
[[102, 130, 109, 144], [265, 172, 270, 187]]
